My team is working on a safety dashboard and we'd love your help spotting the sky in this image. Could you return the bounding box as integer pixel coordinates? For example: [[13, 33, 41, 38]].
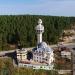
[[0, 0, 75, 16]]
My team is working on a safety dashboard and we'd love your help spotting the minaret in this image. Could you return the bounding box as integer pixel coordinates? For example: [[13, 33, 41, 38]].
[[35, 19, 44, 44]]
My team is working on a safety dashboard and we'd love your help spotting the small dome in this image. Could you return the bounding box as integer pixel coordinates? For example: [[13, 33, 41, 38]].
[[32, 42, 53, 52], [37, 42, 53, 52], [38, 42, 47, 48]]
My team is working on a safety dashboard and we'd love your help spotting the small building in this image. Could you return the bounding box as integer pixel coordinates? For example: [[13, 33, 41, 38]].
[[61, 50, 71, 59], [72, 48, 75, 75], [16, 48, 27, 62]]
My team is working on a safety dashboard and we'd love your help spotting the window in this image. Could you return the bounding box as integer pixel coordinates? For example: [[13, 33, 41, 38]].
[[17, 55, 20, 56], [46, 59, 47, 61], [40, 57, 41, 60]]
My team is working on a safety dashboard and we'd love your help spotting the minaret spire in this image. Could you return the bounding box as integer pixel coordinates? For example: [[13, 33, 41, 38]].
[[35, 19, 44, 44]]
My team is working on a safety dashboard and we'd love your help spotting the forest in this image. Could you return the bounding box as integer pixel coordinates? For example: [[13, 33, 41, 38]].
[[0, 15, 75, 50]]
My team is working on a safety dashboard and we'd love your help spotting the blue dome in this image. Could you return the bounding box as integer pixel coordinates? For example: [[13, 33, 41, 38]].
[[38, 42, 47, 48], [32, 42, 53, 52]]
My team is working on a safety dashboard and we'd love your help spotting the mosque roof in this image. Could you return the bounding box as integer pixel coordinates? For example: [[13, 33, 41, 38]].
[[32, 42, 53, 52], [38, 42, 47, 48]]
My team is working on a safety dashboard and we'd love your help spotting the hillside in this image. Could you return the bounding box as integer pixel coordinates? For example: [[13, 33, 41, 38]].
[[0, 15, 75, 50]]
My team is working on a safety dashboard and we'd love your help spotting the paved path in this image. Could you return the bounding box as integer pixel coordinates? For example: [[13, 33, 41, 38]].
[[0, 50, 15, 56], [0, 43, 75, 56]]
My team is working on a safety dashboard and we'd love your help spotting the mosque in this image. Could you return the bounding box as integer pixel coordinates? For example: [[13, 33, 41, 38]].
[[16, 19, 54, 70], [32, 19, 54, 65]]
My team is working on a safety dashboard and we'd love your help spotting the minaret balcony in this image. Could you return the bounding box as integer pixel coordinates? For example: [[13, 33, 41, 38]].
[[36, 30, 44, 33]]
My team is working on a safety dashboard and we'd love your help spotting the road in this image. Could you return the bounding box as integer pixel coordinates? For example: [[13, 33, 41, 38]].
[[50, 42, 75, 49], [0, 50, 15, 56], [0, 43, 75, 56]]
